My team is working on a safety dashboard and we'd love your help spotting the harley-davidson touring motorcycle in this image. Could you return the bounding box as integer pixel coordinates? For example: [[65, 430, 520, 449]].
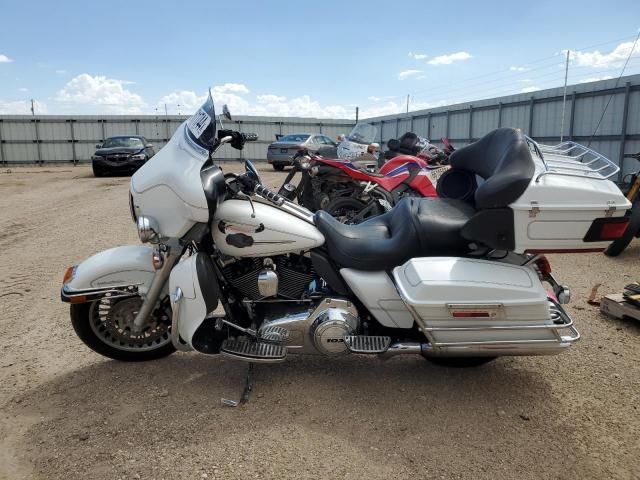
[[61, 94, 631, 377]]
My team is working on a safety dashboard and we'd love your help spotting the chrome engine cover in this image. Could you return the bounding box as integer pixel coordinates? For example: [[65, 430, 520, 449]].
[[258, 298, 359, 355], [311, 307, 358, 355]]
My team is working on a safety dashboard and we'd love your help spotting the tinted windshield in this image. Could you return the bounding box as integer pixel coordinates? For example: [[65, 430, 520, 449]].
[[346, 123, 378, 145], [102, 137, 144, 148], [279, 134, 310, 143], [185, 92, 217, 153]]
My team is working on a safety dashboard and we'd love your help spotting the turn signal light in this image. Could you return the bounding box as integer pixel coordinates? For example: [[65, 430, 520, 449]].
[[62, 265, 77, 285]]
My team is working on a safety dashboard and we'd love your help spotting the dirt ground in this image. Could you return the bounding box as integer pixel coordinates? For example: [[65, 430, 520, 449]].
[[0, 164, 639, 480]]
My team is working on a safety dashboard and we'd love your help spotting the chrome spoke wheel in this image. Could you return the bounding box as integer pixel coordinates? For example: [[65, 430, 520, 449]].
[[88, 296, 172, 352]]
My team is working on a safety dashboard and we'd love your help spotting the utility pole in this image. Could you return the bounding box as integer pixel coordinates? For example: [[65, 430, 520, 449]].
[[355, 106, 359, 123], [164, 103, 168, 116], [30, 98, 35, 116], [406, 94, 410, 114], [560, 49, 570, 142]]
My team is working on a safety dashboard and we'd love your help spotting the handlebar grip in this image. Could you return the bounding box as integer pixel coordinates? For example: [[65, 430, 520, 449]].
[[255, 184, 285, 206], [242, 133, 259, 142]]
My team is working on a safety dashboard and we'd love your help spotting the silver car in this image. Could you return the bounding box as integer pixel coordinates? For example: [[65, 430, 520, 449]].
[[267, 133, 337, 170]]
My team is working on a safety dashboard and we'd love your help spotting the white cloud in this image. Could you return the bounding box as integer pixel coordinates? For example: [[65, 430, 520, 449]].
[[427, 51, 472, 65], [408, 52, 428, 60], [567, 41, 640, 68], [242, 94, 350, 118], [521, 86, 541, 93], [0, 99, 47, 114], [0, 54, 13, 63], [510, 66, 528, 72], [55, 73, 145, 113], [578, 75, 613, 84], [55, 69, 67, 75], [157, 90, 206, 113], [18, 87, 28, 92], [256, 94, 286, 103], [398, 69, 423, 80], [213, 83, 250, 95], [367, 95, 396, 102]]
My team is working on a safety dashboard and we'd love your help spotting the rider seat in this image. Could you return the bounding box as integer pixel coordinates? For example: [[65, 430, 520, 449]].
[[315, 197, 475, 270]]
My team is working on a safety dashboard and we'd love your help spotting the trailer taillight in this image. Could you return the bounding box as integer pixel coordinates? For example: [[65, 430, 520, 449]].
[[583, 217, 630, 242]]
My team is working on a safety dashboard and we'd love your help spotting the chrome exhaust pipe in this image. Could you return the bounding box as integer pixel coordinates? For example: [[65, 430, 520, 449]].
[[380, 337, 579, 359], [378, 342, 422, 359]]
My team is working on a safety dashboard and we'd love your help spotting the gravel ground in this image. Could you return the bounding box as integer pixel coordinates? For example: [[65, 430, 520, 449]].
[[0, 164, 639, 480]]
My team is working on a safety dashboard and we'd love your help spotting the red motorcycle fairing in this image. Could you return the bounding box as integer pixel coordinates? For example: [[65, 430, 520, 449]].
[[315, 155, 443, 197]]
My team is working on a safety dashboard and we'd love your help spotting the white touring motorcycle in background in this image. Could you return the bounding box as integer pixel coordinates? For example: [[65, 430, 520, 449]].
[[62, 94, 631, 386]]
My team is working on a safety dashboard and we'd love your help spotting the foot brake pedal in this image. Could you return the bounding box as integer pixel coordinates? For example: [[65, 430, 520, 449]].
[[344, 335, 391, 354], [221, 339, 286, 363], [257, 325, 290, 343]]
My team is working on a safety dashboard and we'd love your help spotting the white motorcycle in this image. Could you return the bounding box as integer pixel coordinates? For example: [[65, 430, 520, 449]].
[[61, 94, 631, 382]]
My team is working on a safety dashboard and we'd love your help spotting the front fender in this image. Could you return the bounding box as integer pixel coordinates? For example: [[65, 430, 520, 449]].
[[62, 245, 156, 301]]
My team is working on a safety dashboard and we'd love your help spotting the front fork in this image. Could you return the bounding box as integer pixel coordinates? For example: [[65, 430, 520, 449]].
[[132, 246, 181, 332]]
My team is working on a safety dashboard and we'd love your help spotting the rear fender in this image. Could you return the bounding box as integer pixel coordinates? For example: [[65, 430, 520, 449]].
[[62, 245, 157, 302], [168, 253, 219, 348]]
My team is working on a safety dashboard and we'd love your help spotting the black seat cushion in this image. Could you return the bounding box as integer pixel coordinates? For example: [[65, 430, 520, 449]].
[[448, 128, 535, 209], [314, 197, 475, 271]]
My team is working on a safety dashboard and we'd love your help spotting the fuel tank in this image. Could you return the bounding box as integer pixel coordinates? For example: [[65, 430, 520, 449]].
[[212, 199, 325, 257]]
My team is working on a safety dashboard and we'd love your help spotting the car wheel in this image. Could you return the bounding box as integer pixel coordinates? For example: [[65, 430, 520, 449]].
[[92, 165, 106, 177], [273, 164, 285, 171]]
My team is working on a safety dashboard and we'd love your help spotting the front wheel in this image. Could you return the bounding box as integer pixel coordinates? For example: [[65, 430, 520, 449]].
[[273, 164, 285, 171], [70, 296, 175, 361], [604, 202, 640, 257]]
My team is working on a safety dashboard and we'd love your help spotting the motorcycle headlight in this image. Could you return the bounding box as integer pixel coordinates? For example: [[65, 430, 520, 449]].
[[131, 153, 146, 160]]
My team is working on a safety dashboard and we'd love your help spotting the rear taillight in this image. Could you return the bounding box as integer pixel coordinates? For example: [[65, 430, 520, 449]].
[[601, 221, 629, 239], [583, 217, 630, 242]]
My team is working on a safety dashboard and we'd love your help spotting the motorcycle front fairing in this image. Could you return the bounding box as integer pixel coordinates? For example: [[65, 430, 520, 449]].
[[129, 94, 221, 239]]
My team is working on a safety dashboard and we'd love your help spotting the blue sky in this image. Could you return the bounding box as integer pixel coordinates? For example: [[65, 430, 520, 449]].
[[0, 0, 639, 118]]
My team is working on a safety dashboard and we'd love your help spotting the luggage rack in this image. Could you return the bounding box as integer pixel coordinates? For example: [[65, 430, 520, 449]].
[[525, 137, 619, 183]]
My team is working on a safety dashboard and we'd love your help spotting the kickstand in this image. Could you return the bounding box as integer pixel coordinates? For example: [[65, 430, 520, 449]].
[[221, 362, 255, 407]]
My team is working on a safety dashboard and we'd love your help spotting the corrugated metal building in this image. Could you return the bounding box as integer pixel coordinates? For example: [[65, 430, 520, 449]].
[[365, 74, 640, 177]]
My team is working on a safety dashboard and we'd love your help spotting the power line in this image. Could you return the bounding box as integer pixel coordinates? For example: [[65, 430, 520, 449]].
[[588, 30, 640, 146]]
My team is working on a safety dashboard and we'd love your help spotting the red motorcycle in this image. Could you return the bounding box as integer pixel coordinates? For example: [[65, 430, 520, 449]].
[[278, 135, 458, 223]]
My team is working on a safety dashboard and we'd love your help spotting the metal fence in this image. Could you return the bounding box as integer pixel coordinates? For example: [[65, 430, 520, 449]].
[[365, 74, 640, 179], [0, 114, 354, 165], [2, 74, 639, 177]]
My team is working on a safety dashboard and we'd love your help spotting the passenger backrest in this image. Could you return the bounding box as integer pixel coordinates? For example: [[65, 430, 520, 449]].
[[448, 128, 535, 209]]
